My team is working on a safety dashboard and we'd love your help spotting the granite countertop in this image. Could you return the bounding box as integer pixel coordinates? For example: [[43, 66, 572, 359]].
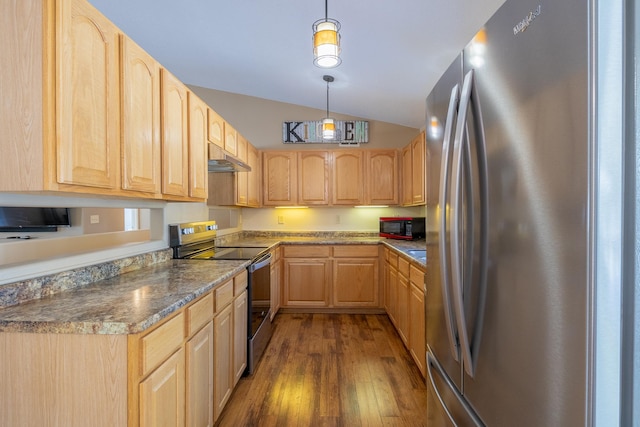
[[0, 235, 429, 336], [0, 259, 248, 335]]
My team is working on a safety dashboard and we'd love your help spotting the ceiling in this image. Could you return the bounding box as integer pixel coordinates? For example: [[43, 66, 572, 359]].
[[88, 0, 506, 129]]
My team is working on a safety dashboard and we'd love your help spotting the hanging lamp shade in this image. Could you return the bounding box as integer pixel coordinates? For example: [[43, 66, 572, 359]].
[[312, 0, 341, 68], [322, 118, 336, 140], [322, 75, 336, 140]]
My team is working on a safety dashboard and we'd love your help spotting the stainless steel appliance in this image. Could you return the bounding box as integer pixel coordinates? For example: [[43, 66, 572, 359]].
[[169, 221, 272, 375], [379, 217, 425, 240], [425, 0, 595, 425]]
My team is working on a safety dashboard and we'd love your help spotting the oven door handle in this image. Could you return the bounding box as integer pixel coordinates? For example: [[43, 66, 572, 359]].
[[249, 252, 272, 272]]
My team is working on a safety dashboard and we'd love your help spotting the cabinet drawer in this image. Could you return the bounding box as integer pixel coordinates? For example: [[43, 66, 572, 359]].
[[332, 245, 378, 258], [410, 264, 425, 288], [398, 257, 410, 277], [388, 251, 398, 268], [234, 270, 248, 295], [283, 245, 331, 258], [214, 279, 234, 312], [140, 312, 185, 376], [187, 292, 213, 335]]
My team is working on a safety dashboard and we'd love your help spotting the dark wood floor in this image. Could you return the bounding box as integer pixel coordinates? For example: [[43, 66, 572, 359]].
[[216, 313, 429, 426]]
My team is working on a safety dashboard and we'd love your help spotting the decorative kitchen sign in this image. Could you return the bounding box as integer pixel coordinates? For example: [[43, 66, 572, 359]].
[[282, 120, 369, 143]]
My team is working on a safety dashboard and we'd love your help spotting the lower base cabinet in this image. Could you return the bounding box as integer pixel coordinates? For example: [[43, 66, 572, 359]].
[[0, 268, 248, 427], [384, 249, 426, 377], [282, 245, 380, 309], [140, 348, 186, 427]]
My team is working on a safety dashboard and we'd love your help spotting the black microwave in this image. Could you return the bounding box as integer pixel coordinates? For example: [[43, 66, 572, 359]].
[[379, 217, 426, 240]]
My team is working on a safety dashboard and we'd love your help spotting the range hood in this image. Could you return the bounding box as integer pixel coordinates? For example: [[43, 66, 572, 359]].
[[207, 143, 251, 173]]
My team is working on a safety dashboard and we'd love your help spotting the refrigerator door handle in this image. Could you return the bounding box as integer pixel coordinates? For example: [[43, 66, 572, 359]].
[[438, 84, 462, 362], [450, 69, 490, 379]]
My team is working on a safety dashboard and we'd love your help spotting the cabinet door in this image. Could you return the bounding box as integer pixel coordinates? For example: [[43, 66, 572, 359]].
[[411, 131, 426, 205], [283, 258, 331, 307], [401, 144, 413, 205], [270, 252, 281, 320], [187, 92, 208, 199], [333, 258, 379, 307], [233, 290, 248, 386], [409, 281, 426, 377], [397, 265, 410, 346], [236, 134, 248, 206], [262, 151, 297, 206], [366, 150, 399, 205], [332, 151, 364, 205], [387, 263, 398, 326], [139, 347, 185, 427], [121, 36, 161, 195], [213, 304, 233, 422], [224, 123, 238, 156], [247, 143, 261, 207], [186, 322, 214, 427], [298, 151, 330, 205], [207, 108, 225, 149], [56, 0, 120, 189], [161, 69, 189, 197]]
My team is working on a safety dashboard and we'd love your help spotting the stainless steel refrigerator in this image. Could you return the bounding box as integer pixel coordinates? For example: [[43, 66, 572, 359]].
[[425, 0, 592, 425]]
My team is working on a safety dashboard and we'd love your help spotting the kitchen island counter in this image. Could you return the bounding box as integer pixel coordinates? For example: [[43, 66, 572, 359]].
[[0, 259, 248, 335]]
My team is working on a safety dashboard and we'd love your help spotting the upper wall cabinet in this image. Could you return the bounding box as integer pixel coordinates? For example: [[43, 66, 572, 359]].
[[207, 108, 225, 149], [56, 0, 121, 190], [332, 151, 364, 206], [262, 151, 298, 206], [262, 149, 399, 207], [299, 151, 331, 206], [121, 35, 161, 195], [402, 131, 426, 206], [187, 92, 208, 199], [0, 0, 206, 201], [161, 69, 190, 198], [366, 150, 399, 205]]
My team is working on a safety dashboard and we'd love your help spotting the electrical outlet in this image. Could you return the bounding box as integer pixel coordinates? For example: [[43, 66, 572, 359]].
[[335, 215, 340, 224], [90, 215, 100, 224], [278, 215, 284, 224]]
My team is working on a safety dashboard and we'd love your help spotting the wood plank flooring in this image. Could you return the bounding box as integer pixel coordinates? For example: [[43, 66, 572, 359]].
[[216, 313, 429, 426]]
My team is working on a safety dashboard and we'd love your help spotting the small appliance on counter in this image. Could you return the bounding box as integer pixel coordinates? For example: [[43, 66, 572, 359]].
[[379, 217, 425, 240]]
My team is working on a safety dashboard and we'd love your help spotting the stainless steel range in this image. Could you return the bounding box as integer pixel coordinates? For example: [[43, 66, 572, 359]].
[[169, 221, 272, 375]]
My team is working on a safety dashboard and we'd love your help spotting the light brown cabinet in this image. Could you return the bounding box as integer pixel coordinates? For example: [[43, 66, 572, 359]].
[[402, 131, 426, 206], [332, 151, 365, 205], [140, 348, 185, 427], [161, 69, 190, 198], [213, 302, 233, 421], [270, 247, 282, 320], [207, 108, 225, 149], [281, 245, 380, 309], [332, 245, 379, 307], [262, 149, 398, 207], [224, 123, 238, 157], [408, 264, 426, 377], [263, 151, 298, 206], [187, 92, 209, 199], [247, 143, 261, 207], [120, 35, 161, 196], [366, 150, 399, 205], [299, 151, 331, 205], [0, 0, 206, 201], [383, 248, 427, 378], [56, 0, 121, 190], [235, 134, 249, 205]]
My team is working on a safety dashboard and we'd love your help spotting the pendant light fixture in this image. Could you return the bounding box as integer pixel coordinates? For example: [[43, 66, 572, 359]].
[[322, 75, 336, 140], [312, 0, 341, 68]]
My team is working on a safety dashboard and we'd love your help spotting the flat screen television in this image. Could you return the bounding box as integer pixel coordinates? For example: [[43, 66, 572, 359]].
[[0, 207, 71, 232]]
